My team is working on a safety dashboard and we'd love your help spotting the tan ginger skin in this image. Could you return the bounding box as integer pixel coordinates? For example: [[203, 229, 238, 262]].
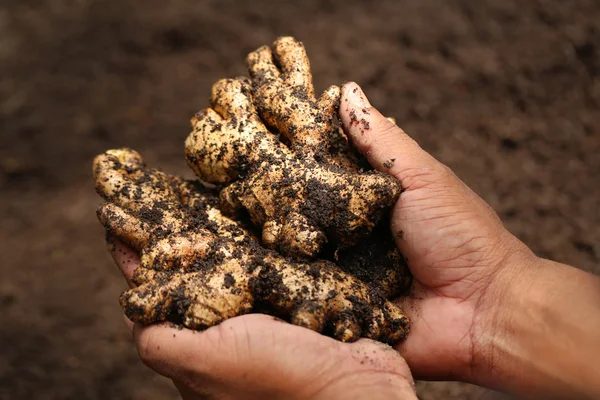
[[185, 37, 401, 259], [92, 37, 412, 344], [93, 149, 409, 343]]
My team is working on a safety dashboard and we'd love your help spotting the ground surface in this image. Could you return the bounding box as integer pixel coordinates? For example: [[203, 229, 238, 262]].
[[1, 1, 599, 399]]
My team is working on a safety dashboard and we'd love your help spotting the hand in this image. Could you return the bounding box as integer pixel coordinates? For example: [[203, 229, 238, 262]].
[[339, 82, 532, 381], [341, 82, 600, 400], [108, 239, 417, 400]]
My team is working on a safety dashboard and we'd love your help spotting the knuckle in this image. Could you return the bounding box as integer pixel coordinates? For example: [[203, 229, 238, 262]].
[[404, 162, 455, 190], [373, 116, 401, 138], [398, 165, 445, 190]]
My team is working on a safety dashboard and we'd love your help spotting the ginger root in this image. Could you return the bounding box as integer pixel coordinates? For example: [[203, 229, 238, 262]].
[[247, 37, 340, 156], [93, 149, 409, 343], [185, 67, 400, 258], [92, 37, 413, 344]]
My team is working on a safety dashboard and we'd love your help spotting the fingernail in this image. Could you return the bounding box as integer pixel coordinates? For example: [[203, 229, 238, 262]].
[[345, 83, 371, 109]]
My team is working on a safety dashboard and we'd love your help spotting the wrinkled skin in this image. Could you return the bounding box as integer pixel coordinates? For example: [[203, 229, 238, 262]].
[[93, 149, 410, 343], [184, 38, 401, 259]]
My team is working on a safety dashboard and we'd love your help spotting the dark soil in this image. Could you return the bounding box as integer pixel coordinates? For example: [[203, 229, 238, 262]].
[[1, 1, 599, 399]]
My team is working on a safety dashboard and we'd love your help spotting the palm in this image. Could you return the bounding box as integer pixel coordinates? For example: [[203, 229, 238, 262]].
[[393, 175, 509, 296], [387, 159, 520, 380]]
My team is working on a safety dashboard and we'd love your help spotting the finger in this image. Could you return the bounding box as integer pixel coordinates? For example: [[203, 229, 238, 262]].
[[339, 82, 446, 190], [133, 314, 417, 398], [247, 45, 280, 83], [108, 236, 141, 288], [98, 203, 149, 251], [392, 284, 464, 380], [351, 338, 416, 388], [318, 338, 416, 399], [272, 36, 314, 95], [132, 314, 342, 389]]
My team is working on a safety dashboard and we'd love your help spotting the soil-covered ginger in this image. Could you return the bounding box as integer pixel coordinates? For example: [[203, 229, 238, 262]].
[[92, 37, 412, 344], [185, 37, 401, 258], [93, 149, 409, 343]]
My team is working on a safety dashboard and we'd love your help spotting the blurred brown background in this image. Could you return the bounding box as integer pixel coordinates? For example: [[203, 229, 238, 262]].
[[1, 1, 599, 399]]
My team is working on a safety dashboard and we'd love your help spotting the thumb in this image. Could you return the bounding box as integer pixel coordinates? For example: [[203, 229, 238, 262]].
[[340, 82, 448, 191]]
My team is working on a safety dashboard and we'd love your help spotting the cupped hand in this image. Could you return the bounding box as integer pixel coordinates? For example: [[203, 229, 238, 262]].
[[108, 239, 417, 400], [339, 82, 535, 383]]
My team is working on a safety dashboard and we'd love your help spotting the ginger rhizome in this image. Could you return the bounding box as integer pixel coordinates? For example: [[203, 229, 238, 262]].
[[185, 37, 401, 259], [93, 149, 409, 343], [93, 36, 413, 344]]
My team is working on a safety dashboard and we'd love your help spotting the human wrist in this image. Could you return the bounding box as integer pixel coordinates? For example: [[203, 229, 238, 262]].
[[467, 245, 541, 390], [470, 246, 600, 398]]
